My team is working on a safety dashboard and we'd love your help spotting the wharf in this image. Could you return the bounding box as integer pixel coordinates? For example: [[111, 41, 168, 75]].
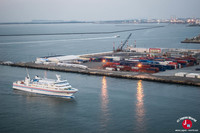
[[181, 40, 200, 44], [181, 35, 200, 44], [2, 62, 200, 87]]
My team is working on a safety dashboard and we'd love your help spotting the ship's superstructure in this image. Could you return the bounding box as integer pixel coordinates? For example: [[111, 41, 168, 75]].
[[13, 74, 78, 98]]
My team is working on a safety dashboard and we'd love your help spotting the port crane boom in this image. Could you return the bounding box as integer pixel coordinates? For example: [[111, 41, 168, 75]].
[[117, 33, 132, 52]]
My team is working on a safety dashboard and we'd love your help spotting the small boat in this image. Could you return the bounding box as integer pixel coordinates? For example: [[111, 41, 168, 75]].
[[13, 74, 78, 98], [114, 35, 120, 38]]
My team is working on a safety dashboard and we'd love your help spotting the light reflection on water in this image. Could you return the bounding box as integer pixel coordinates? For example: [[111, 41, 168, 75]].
[[135, 80, 145, 132], [100, 76, 110, 132]]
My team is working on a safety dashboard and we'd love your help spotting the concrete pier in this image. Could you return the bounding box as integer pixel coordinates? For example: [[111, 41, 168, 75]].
[[2, 62, 200, 87]]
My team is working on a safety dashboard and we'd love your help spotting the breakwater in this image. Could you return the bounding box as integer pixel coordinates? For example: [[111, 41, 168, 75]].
[[0, 26, 164, 36]]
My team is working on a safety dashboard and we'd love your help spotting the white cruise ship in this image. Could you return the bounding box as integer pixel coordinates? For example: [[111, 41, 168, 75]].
[[13, 74, 78, 98]]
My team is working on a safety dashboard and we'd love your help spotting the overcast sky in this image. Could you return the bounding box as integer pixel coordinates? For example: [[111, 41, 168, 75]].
[[0, 0, 199, 22]]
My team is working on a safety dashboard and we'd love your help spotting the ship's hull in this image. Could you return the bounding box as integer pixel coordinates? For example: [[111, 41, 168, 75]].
[[13, 84, 75, 98]]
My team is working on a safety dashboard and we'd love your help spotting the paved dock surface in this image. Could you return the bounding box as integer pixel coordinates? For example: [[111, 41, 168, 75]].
[[153, 64, 200, 76]]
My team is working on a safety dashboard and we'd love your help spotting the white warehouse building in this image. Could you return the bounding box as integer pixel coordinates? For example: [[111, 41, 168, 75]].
[[48, 55, 79, 63], [35, 55, 80, 64]]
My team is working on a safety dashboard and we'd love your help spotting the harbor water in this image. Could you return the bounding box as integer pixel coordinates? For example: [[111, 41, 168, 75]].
[[0, 23, 200, 133]]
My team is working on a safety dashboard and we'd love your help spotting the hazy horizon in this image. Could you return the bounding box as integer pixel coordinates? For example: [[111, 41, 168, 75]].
[[0, 0, 200, 22]]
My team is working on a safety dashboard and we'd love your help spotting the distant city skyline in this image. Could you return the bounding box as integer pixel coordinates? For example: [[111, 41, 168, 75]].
[[0, 0, 199, 22]]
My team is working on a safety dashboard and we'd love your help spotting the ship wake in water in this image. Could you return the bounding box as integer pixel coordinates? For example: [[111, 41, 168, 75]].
[[0, 36, 118, 45]]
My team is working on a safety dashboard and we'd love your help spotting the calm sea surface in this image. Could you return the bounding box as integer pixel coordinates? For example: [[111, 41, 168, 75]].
[[0, 23, 200, 133]]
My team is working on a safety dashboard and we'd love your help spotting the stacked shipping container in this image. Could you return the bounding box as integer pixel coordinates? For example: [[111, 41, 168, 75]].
[[101, 56, 198, 73]]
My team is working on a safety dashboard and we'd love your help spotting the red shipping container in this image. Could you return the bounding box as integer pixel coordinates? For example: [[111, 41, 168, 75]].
[[141, 64, 151, 68], [139, 69, 147, 73], [177, 60, 187, 64], [131, 69, 139, 72], [146, 70, 156, 73], [169, 62, 178, 65]]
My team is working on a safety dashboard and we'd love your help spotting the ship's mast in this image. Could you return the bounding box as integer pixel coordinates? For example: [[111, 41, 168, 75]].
[[26, 68, 30, 78], [56, 74, 61, 81]]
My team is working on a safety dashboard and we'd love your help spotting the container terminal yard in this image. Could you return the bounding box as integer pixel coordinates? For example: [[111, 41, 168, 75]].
[[1, 34, 200, 86]]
